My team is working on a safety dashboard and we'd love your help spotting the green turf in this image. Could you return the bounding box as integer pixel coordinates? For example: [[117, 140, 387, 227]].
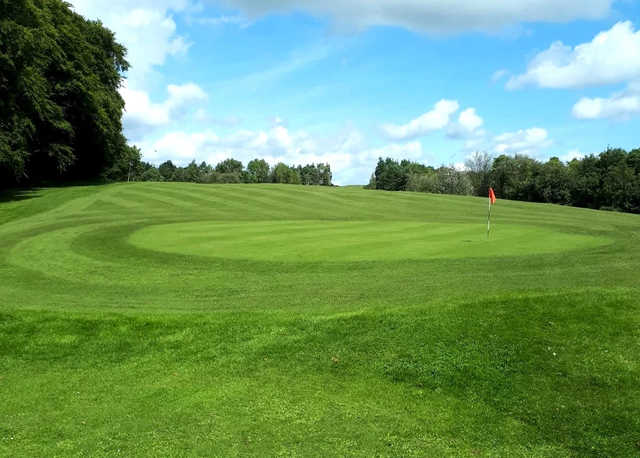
[[129, 220, 610, 262], [1, 182, 639, 456]]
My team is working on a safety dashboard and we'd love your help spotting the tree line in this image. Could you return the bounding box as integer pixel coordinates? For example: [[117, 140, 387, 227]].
[[368, 148, 640, 214], [121, 154, 332, 186]]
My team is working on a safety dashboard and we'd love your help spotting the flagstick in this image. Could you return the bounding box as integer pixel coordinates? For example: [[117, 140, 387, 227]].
[[486, 200, 492, 239]]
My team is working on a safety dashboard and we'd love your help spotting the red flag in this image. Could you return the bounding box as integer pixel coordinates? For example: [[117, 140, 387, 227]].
[[489, 187, 496, 205]]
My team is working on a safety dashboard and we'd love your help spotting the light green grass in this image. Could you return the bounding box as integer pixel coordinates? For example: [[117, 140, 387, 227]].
[[129, 220, 610, 261], [1, 182, 639, 456]]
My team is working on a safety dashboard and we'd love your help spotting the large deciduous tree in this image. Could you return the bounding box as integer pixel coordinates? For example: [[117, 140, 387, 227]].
[[0, 0, 129, 187], [465, 152, 492, 196], [247, 159, 270, 183]]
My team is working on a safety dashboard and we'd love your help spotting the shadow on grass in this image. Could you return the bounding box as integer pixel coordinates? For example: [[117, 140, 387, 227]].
[[0, 180, 108, 204], [0, 188, 43, 204]]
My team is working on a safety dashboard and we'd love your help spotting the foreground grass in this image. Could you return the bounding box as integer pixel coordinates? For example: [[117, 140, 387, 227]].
[[1, 183, 639, 456]]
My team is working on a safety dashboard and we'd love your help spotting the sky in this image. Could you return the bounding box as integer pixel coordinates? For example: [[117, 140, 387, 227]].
[[71, 0, 640, 184]]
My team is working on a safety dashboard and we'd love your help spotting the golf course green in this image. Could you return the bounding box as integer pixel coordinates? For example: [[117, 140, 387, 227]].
[[129, 220, 609, 262], [1, 182, 639, 456]]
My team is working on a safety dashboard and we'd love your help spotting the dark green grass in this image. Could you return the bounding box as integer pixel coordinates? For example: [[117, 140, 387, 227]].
[[1, 183, 639, 456]]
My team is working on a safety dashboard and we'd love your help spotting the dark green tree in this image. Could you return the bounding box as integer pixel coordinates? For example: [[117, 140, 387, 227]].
[[400, 160, 431, 176], [603, 161, 638, 212], [374, 158, 408, 191], [247, 159, 270, 183], [271, 162, 301, 184], [490, 155, 541, 201], [140, 166, 163, 182], [215, 158, 243, 174], [184, 160, 202, 183], [298, 164, 321, 185], [567, 155, 600, 209], [102, 145, 141, 182], [536, 157, 570, 204], [1, 0, 129, 186], [158, 160, 177, 181], [627, 148, 640, 174]]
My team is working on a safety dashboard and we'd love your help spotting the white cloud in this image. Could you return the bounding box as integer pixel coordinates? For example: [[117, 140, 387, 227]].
[[71, 1, 192, 87], [493, 127, 552, 156], [507, 21, 640, 90], [462, 136, 487, 152], [561, 150, 585, 162], [148, 131, 220, 161], [453, 124, 554, 158], [447, 108, 485, 140], [194, 109, 242, 126], [457, 108, 484, 133], [220, 0, 612, 34], [141, 125, 351, 168], [383, 102, 485, 141], [121, 82, 208, 140], [572, 83, 640, 119], [381, 100, 460, 140]]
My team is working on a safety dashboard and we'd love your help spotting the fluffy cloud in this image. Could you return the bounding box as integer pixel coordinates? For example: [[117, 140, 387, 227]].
[[493, 127, 552, 156], [120, 82, 208, 141], [382, 101, 485, 141], [572, 83, 640, 119], [507, 21, 640, 90], [150, 131, 220, 161], [381, 100, 460, 140], [71, 1, 191, 86], [458, 108, 484, 132], [142, 125, 352, 168], [448, 108, 485, 139], [219, 0, 612, 34], [454, 125, 554, 157]]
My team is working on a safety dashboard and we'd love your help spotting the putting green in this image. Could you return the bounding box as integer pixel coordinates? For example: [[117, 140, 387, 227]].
[[129, 220, 610, 262]]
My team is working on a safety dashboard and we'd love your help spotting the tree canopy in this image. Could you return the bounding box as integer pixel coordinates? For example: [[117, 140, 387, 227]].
[[0, 0, 131, 187]]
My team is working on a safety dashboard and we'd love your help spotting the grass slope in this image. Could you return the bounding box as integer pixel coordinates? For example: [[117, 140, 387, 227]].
[[1, 183, 639, 456]]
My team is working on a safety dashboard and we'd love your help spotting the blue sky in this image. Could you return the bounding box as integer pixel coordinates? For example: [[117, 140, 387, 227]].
[[72, 1, 640, 184]]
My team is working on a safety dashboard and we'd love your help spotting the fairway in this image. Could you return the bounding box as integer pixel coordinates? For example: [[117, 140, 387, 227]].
[[1, 183, 639, 456]]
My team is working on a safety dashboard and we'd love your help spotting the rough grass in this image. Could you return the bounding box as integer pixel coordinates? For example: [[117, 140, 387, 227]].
[[1, 182, 639, 456]]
